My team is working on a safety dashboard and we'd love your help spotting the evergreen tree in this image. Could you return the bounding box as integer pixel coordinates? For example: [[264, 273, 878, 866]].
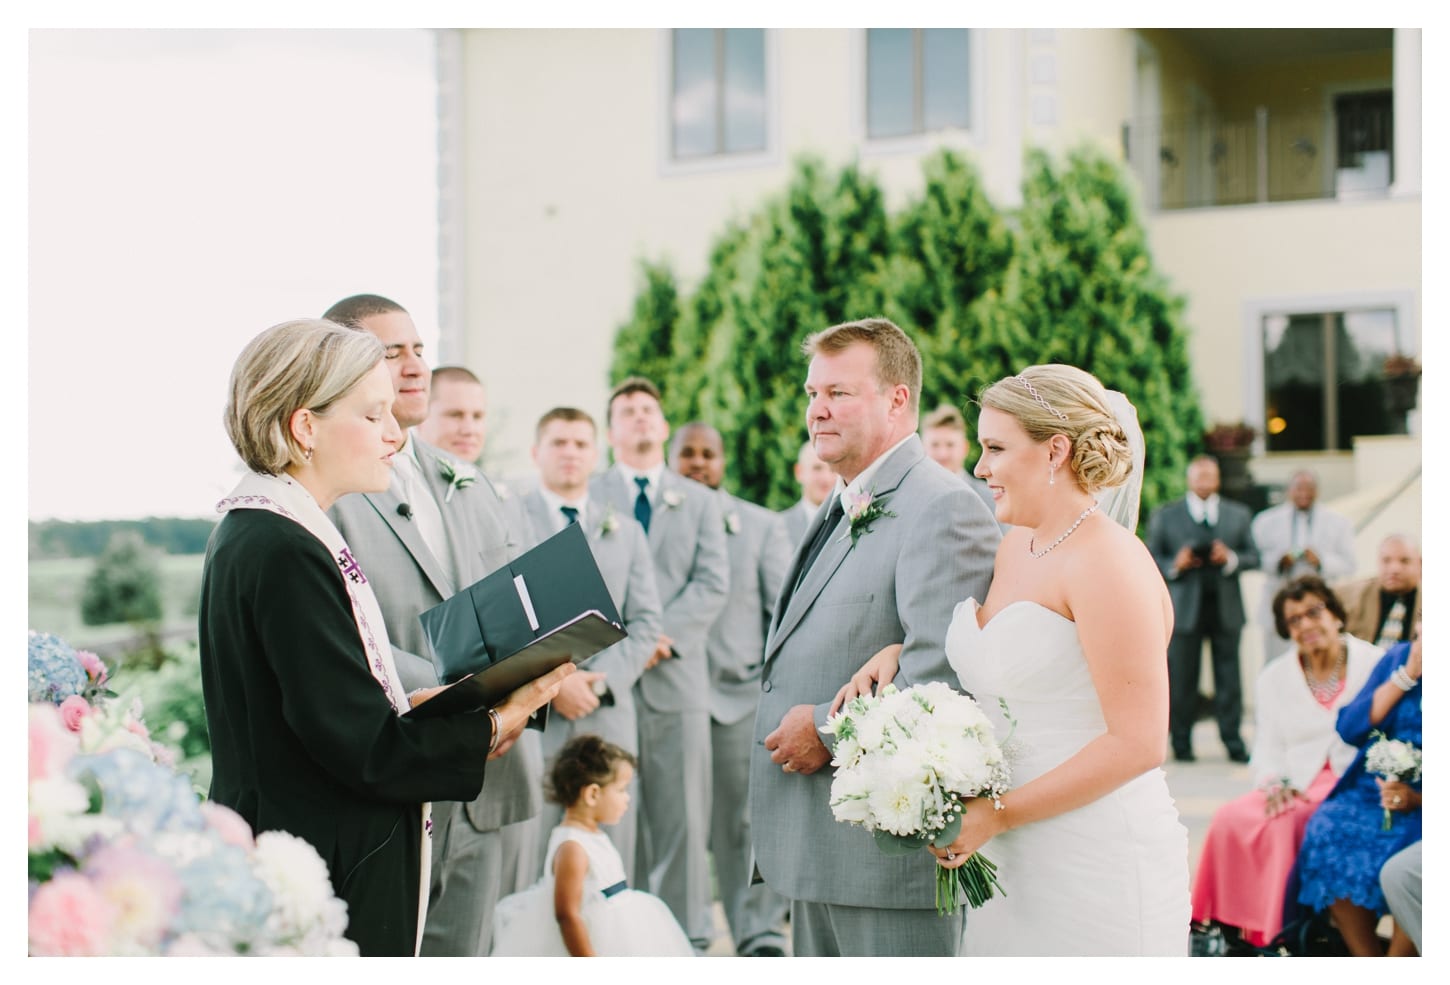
[[885, 149, 1020, 463], [1010, 145, 1203, 522], [80, 531, 164, 626], [609, 259, 681, 400]]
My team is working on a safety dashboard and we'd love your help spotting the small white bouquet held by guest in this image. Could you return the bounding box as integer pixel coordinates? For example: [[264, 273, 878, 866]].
[[1364, 730, 1422, 831], [820, 680, 1011, 913]]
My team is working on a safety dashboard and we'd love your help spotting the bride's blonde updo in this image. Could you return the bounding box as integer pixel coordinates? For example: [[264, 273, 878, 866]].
[[979, 364, 1134, 494]]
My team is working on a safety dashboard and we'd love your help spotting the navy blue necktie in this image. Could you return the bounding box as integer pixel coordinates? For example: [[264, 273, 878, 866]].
[[633, 477, 652, 533], [560, 505, 579, 526]]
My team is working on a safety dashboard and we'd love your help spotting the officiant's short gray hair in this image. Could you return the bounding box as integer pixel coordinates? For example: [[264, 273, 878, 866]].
[[225, 318, 385, 474], [980, 364, 1133, 494]]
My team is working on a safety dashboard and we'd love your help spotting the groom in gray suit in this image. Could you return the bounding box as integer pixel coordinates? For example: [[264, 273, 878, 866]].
[[323, 294, 532, 956], [753, 318, 1000, 957], [509, 406, 663, 878], [592, 377, 730, 952], [670, 422, 793, 957]]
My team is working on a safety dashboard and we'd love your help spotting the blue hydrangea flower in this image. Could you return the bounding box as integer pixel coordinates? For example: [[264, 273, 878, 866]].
[[170, 838, 274, 951], [67, 748, 206, 835], [28, 631, 88, 705]]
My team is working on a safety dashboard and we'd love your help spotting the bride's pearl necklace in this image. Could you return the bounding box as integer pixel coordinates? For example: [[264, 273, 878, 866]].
[[1029, 503, 1099, 559]]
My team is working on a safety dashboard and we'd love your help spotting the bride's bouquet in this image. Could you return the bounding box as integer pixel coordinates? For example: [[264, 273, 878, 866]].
[[1364, 729, 1421, 831], [820, 681, 1010, 913]]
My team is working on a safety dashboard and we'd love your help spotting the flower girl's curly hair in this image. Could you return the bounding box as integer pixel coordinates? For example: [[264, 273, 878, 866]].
[[546, 734, 637, 807]]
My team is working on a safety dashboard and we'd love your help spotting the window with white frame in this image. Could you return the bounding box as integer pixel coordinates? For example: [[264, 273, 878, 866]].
[[1262, 308, 1416, 452], [670, 29, 767, 160], [866, 28, 972, 139]]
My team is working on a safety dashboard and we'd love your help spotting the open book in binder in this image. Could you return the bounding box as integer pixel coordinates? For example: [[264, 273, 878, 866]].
[[404, 520, 626, 719]]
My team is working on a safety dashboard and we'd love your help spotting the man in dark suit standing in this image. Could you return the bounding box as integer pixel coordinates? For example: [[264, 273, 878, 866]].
[[671, 422, 792, 957], [1146, 455, 1261, 763], [323, 294, 532, 956]]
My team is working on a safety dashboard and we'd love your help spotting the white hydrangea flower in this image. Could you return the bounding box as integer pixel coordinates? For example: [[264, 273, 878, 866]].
[[253, 831, 350, 949]]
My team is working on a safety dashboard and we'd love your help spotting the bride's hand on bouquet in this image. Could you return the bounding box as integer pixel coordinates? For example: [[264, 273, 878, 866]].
[[829, 643, 903, 715], [927, 795, 1004, 870]]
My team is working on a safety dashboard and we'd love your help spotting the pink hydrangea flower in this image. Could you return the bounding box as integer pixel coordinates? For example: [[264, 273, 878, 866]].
[[76, 649, 108, 685], [28, 871, 118, 956], [200, 801, 255, 849], [58, 695, 92, 733], [85, 842, 183, 952], [124, 717, 151, 741], [29, 704, 78, 783]]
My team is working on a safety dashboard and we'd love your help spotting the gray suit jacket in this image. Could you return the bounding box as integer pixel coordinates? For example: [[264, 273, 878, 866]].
[[1146, 496, 1260, 634], [509, 490, 663, 754], [329, 437, 535, 831], [779, 500, 816, 549], [749, 436, 1001, 908], [709, 491, 791, 726], [591, 467, 730, 714]]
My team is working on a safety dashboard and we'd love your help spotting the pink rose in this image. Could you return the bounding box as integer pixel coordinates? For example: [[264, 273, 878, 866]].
[[28, 871, 118, 956], [200, 802, 255, 849], [124, 718, 150, 741], [28, 704, 78, 782], [58, 695, 91, 733], [76, 650, 108, 685]]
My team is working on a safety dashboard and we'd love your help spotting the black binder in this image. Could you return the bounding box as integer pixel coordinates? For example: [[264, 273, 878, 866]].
[[404, 521, 626, 719]]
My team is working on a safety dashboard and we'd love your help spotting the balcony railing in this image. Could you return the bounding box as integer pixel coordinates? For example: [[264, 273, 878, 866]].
[[1123, 102, 1393, 211]]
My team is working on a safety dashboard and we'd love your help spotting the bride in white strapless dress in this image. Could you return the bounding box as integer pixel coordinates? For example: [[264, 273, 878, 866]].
[[944, 596, 1188, 954], [836, 367, 1189, 955]]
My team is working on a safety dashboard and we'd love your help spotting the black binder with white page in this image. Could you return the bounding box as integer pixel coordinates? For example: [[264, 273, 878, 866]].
[[405, 521, 625, 719]]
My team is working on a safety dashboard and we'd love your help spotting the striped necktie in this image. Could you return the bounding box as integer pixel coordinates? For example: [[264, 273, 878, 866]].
[[1376, 596, 1408, 649]]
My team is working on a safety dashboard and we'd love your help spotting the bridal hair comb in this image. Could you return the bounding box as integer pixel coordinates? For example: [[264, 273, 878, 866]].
[[1014, 376, 1068, 422]]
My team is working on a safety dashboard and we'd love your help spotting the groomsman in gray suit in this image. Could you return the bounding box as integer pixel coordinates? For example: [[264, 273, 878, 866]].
[[922, 403, 1007, 532], [779, 439, 836, 547], [508, 406, 663, 879], [322, 294, 532, 957], [752, 318, 1000, 957], [670, 422, 792, 958], [592, 377, 730, 952]]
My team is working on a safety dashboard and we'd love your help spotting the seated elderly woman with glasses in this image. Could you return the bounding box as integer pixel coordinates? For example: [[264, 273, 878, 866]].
[[1190, 575, 1381, 951]]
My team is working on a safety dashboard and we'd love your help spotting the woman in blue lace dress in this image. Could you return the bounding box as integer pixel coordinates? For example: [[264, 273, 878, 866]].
[[1295, 632, 1422, 956]]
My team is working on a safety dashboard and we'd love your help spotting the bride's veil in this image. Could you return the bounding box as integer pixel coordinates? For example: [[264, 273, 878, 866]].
[[1095, 390, 1146, 532]]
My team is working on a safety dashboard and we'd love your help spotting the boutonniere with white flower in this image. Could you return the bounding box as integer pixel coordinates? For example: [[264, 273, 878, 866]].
[[599, 503, 620, 537], [838, 488, 896, 546], [437, 459, 477, 503], [724, 511, 741, 535], [662, 489, 684, 510]]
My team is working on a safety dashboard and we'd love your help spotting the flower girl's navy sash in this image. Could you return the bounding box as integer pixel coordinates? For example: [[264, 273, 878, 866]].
[[601, 880, 627, 898]]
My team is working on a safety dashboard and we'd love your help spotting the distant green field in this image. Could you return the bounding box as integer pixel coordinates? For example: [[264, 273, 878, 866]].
[[27, 554, 206, 649]]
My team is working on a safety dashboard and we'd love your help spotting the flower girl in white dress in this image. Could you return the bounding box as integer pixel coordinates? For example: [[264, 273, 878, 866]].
[[491, 735, 694, 956]]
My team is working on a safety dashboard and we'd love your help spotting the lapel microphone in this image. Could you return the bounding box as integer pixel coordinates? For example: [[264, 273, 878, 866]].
[[397, 503, 413, 520]]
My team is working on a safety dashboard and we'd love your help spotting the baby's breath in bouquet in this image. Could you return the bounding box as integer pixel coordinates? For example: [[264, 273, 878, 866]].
[[820, 681, 1011, 913]]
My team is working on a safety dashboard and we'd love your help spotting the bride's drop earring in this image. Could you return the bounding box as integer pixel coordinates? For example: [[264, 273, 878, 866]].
[[1049, 461, 1056, 486]]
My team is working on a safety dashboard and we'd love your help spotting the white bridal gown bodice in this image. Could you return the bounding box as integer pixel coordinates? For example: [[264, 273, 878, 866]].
[[945, 598, 1190, 956]]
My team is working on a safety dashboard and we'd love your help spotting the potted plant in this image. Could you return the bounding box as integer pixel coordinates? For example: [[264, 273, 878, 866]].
[[1203, 421, 1257, 454], [1383, 353, 1421, 417]]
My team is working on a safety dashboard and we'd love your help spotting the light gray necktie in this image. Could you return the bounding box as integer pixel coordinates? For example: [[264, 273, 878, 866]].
[[394, 452, 453, 579]]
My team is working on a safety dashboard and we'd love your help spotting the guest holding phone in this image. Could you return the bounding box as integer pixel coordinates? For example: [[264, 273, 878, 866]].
[[1146, 455, 1261, 763]]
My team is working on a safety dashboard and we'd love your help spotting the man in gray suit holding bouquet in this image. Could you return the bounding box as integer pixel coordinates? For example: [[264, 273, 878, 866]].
[[752, 318, 1000, 956]]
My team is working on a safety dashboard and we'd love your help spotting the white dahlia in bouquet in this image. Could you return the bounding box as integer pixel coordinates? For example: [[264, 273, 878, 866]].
[[820, 680, 1011, 913]]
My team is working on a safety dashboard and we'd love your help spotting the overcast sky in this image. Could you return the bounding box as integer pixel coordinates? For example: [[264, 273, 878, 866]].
[[27, 28, 441, 521]]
